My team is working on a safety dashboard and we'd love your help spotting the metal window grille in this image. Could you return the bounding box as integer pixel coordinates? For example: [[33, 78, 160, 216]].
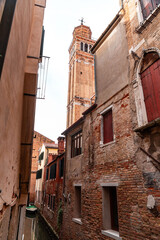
[[37, 56, 50, 99]]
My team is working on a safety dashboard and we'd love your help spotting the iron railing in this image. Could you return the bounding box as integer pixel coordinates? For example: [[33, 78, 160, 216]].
[[37, 56, 50, 99]]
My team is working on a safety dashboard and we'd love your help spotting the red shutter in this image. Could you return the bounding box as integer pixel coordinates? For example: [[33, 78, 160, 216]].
[[141, 59, 160, 122], [103, 109, 113, 144], [152, 59, 160, 117]]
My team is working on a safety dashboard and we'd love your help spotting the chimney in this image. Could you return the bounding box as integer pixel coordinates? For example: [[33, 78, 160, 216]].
[[57, 136, 65, 155]]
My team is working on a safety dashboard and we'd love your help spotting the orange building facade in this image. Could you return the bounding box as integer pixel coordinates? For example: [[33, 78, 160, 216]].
[[67, 23, 96, 127]]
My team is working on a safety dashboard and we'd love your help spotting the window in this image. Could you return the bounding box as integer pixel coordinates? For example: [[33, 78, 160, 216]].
[[140, 55, 160, 123], [48, 194, 50, 208], [102, 108, 113, 144], [59, 158, 64, 178], [46, 168, 49, 180], [51, 195, 55, 211], [102, 185, 120, 239], [140, 0, 160, 19], [84, 43, 88, 52], [0, 0, 17, 78], [36, 169, 42, 179], [38, 152, 44, 161], [71, 131, 82, 158], [49, 163, 57, 179], [80, 42, 83, 51], [74, 186, 81, 218]]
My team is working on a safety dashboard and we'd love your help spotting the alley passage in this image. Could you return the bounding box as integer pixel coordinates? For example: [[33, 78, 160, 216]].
[[24, 212, 58, 240]]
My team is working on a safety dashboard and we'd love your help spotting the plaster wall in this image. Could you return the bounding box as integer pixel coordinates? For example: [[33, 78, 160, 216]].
[[95, 20, 129, 106], [0, 0, 34, 211]]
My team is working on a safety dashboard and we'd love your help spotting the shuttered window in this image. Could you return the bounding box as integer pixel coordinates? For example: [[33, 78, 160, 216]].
[[140, 0, 160, 19], [103, 109, 113, 144], [49, 163, 57, 179], [141, 59, 160, 122], [36, 169, 42, 179]]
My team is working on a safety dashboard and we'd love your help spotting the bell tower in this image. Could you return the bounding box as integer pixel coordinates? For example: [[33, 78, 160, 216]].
[[67, 21, 96, 128]]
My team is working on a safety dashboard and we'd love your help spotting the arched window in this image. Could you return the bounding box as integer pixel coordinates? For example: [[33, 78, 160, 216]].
[[85, 43, 88, 52], [140, 52, 160, 122], [80, 42, 83, 51]]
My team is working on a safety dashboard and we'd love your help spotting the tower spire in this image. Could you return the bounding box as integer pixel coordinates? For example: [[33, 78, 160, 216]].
[[79, 17, 85, 25]]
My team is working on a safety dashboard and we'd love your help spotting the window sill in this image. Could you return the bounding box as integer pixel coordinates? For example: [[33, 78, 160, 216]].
[[71, 153, 83, 159], [136, 4, 160, 33], [72, 218, 82, 225], [134, 117, 160, 133], [100, 140, 115, 148], [101, 230, 122, 240]]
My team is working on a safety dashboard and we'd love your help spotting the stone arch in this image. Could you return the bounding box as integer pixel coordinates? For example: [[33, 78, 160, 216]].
[[133, 48, 160, 127]]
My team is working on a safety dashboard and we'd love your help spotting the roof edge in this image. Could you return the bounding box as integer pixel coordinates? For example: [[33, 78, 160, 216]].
[[91, 9, 123, 54], [61, 116, 85, 136]]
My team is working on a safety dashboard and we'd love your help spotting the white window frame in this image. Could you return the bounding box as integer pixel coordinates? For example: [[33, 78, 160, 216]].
[[101, 183, 122, 240], [136, 0, 160, 24], [133, 48, 160, 128], [100, 105, 115, 146], [72, 183, 82, 225]]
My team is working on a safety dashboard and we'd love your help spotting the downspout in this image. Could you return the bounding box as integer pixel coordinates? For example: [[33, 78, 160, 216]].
[[121, 0, 123, 9], [94, 54, 97, 103]]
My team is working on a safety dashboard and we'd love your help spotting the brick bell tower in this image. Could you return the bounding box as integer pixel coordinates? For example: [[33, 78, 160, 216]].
[[67, 19, 96, 128]]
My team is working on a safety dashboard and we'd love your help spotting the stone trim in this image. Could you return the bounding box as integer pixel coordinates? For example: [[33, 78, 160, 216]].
[[72, 218, 82, 225], [101, 230, 122, 240]]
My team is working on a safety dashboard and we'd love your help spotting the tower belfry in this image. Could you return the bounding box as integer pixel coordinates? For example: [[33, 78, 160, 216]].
[[67, 23, 96, 128]]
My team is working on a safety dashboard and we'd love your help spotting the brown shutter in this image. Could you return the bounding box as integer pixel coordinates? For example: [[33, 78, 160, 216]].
[[141, 59, 160, 122], [103, 109, 113, 144]]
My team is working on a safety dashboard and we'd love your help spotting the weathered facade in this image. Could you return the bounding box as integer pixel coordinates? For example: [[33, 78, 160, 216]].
[[61, 1, 160, 240], [29, 131, 55, 204], [35, 137, 65, 237], [67, 23, 96, 128], [0, 0, 47, 239], [35, 142, 58, 208]]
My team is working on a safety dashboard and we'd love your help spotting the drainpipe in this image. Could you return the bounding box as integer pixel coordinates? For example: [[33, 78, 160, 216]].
[[94, 54, 97, 103], [121, 0, 123, 8]]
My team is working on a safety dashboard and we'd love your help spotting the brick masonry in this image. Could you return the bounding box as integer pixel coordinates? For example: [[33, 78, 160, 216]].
[[60, 1, 160, 240], [29, 131, 55, 203]]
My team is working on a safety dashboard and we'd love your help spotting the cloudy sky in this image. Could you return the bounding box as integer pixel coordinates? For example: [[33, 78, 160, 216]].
[[34, 0, 120, 142]]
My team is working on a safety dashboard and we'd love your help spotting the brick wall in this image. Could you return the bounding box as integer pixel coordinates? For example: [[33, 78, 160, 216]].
[[29, 131, 54, 203], [61, 2, 160, 239]]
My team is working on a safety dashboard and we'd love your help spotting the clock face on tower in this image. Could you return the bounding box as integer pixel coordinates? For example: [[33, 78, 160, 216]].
[[67, 24, 96, 128]]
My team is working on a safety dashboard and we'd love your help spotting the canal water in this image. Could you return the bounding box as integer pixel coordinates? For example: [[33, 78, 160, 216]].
[[24, 212, 58, 240]]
